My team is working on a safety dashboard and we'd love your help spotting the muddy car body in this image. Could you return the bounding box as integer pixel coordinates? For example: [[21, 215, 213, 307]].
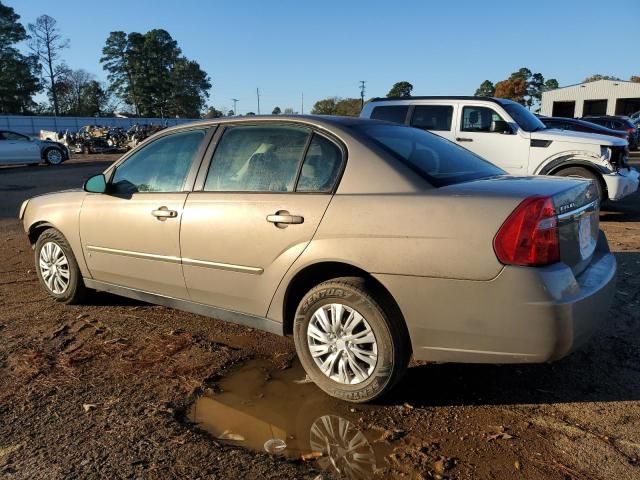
[[20, 116, 616, 402]]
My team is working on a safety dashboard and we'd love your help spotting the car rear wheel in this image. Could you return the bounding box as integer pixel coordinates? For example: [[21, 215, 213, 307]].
[[44, 147, 64, 165], [293, 277, 409, 403], [555, 167, 604, 202], [35, 228, 86, 304]]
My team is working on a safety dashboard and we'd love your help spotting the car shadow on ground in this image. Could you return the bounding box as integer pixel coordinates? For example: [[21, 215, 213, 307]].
[[384, 250, 640, 408], [600, 190, 640, 222]]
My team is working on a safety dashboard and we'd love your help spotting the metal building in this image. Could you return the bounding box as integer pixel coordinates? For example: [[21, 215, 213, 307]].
[[540, 79, 640, 118]]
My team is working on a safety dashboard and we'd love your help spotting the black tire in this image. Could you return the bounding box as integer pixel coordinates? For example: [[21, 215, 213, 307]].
[[43, 147, 64, 165], [293, 277, 409, 403], [554, 166, 605, 202], [34, 228, 87, 304]]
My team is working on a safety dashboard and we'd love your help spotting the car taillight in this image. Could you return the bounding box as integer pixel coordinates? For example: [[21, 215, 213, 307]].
[[493, 196, 560, 266]]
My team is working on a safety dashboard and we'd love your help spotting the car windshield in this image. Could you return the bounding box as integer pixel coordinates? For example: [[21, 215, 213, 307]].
[[355, 124, 504, 187], [499, 101, 547, 132]]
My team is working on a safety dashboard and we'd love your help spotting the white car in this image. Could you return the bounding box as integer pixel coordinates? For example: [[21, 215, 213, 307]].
[[361, 97, 639, 202], [0, 130, 69, 166]]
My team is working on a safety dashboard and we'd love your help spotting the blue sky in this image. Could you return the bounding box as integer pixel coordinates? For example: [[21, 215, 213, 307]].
[[7, 0, 640, 115]]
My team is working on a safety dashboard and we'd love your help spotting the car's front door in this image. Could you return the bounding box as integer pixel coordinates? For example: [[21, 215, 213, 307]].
[[0, 131, 40, 162], [79, 128, 209, 298], [454, 105, 529, 174], [180, 124, 344, 316]]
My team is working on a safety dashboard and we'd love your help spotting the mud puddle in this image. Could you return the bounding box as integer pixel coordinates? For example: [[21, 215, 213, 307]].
[[187, 358, 414, 479]]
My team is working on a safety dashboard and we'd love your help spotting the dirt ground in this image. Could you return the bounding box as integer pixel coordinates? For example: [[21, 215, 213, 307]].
[[0, 154, 639, 479]]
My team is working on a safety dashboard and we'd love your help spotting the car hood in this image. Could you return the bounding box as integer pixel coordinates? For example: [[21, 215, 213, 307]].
[[532, 128, 627, 147]]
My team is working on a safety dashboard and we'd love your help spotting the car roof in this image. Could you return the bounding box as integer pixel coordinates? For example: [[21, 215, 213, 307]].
[[367, 96, 515, 106], [162, 114, 389, 134]]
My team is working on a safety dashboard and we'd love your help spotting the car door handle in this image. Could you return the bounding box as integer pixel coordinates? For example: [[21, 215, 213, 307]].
[[151, 207, 178, 219], [267, 211, 304, 226], [456, 137, 473, 142]]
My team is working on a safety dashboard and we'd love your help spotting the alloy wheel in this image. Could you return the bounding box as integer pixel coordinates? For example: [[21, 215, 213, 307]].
[[46, 149, 63, 164], [307, 303, 378, 385], [39, 241, 70, 294]]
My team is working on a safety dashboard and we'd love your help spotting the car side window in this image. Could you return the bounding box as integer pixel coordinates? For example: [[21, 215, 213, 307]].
[[296, 134, 342, 193], [111, 129, 205, 194], [411, 105, 454, 131], [204, 125, 310, 192], [370, 106, 409, 124], [461, 106, 506, 133], [3, 132, 28, 141]]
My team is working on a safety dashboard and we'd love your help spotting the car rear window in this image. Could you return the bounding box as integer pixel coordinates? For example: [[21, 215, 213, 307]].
[[370, 105, 409, 124], [355, 124, 504, 187]]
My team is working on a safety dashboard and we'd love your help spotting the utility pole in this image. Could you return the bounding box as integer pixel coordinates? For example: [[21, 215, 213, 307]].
[[301, 92, 304, 114], [256, 88, 261, 115], [232, 98, 239, 115], [359, 80, 366, 109]]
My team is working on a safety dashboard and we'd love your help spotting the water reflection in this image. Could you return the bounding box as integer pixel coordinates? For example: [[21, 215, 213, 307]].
[[187, 359, 392, 479]]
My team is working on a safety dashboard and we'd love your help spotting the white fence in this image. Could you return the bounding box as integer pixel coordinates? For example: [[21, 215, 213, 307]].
[[0, 115, 201, 136]]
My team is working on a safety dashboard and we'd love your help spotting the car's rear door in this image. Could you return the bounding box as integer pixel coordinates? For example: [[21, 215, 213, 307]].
[[408, 104, 457, 143], [79, 128, 211, 298], [180, 124, 344, 316]]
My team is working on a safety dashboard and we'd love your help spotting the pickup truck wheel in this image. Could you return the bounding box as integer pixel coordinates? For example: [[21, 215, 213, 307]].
[[293, 277, 408, 403], [554, 167, 604, 202], [35, 228, 87, 304], [44, 147, 64, 165]]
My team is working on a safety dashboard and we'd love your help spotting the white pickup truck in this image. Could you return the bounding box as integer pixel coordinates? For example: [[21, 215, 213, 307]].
[[360, 97, 639, 202]]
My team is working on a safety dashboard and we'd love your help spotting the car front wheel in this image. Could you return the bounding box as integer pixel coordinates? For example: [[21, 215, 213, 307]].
[[35, 228, 86, 304], [44, 147, 64, 165], [293, 277, 409, 403]]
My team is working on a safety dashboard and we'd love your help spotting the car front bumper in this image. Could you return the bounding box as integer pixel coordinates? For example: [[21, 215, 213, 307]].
[[374, 233, 616, 363], [603, 167, 639, 201]]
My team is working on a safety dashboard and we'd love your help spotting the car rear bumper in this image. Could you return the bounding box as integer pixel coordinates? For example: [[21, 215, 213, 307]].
[[603, 167, 639, 201], [374, 233, 616, 363]]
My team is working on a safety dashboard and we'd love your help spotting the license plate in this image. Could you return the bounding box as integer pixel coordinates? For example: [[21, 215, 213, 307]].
[[578, 215, 594, 259]]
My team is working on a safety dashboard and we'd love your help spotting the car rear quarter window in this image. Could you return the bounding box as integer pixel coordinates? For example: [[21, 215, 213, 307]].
[[410, 105, 454, 131], [204, 125, 310, 192], [370, 105, 409, 124], [296, 134, 342, 193], [355, 124, 504, 187], [111, 129, 205, 194]]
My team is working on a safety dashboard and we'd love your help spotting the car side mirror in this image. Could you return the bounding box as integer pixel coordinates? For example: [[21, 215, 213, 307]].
[[491, 120, 512, 134], [84, 174, 107, 193]]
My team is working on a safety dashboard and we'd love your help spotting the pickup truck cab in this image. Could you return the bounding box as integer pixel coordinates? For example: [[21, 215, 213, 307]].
[[361, 97, 639, 202]]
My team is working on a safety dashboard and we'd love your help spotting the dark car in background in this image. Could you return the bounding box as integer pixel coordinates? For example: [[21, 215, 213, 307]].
[[539, 116, 628, 141], [581, 116, 638, 150]]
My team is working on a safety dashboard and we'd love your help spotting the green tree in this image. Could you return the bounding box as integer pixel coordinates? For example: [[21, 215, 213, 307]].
[[311, 97, 338, 114], [101, 29, 210, 117], [0, 2, 41, 114], [28, 15, 69, 116], [311, 97, 361, 116], [474, 80, 495, 97], [582, 74, 621, 83], [272, 106, 281, 115], [387, 81, 413, 98], [168, 58, 211, 117], [335, 98, 362, 116], [204, 106, 223, 118]]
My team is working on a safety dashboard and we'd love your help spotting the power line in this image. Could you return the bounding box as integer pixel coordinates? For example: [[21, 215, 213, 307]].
[[256, 88, 260, 115], [301, 92, 304, 114], [359, 81, 366, 109]]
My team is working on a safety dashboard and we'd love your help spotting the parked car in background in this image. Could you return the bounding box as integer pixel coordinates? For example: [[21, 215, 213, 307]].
[[539, 116, 628, 141], [581, 115, 638, 150], [20, 116, 616, 402], [0, 130, 69, 166], [361, 97, 639, 202]]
